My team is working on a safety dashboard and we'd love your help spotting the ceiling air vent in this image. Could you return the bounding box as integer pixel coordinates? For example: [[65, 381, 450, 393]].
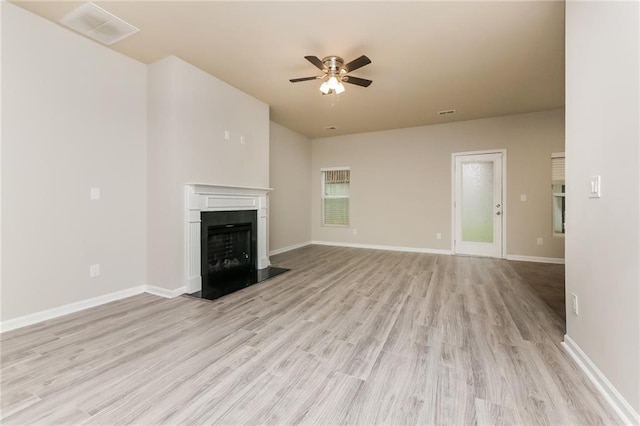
[[60, 2, 139, 45], [324, 126, 338, 131], [437, 109, 456, 116]]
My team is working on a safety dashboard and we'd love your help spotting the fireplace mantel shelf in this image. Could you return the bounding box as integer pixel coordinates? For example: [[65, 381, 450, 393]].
[[187, 183, 273, 193]]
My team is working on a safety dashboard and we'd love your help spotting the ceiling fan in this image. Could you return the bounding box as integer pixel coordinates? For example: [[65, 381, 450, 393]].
[[290, 55, 373, 94]]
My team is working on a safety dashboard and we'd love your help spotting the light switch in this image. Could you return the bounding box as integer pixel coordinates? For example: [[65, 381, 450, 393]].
[[90, 187, 101, 200], [520, 194, 527, 202], [224, 130, 230, 141], [589, 175, 601, 198]]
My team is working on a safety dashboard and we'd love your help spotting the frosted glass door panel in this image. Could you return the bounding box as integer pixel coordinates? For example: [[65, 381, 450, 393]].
[[453, 152, 503, 258], [461, 161, 494, 243]]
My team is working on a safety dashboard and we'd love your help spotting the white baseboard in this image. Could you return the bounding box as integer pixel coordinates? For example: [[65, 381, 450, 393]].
[[506, 254, 565, 264], [269, 241, 312, 256], [145, 285, 187, 298], [562, 334, 639, 425], [311, 240, 452, 255], [0, 286, 146, 333], [306, 245, 564, 263], [1, 284, 187, 333]]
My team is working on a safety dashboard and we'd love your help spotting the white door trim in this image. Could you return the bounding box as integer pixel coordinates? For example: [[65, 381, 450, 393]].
[[451, 149, 507, 258]]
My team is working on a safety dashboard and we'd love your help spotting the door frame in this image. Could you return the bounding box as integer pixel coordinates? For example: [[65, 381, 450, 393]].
[[451, 149, 507, 258]]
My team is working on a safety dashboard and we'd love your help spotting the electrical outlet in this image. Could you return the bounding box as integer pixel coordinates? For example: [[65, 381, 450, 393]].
[[436, 233, 442, 240], [240, 136, 246, 144], [89, 264, 100, 278], [536, 237, 543, 245], [352, 228, 357, 235], [571, 293, 579, 315]]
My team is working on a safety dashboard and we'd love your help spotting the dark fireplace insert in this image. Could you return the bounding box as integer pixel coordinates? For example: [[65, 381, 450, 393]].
[[197, 210, 288, 300]]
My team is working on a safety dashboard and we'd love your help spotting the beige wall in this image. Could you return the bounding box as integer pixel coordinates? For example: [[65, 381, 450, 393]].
[[147, 56, 270, 291], [566, 0, 639, 417], [311, 110, 565, 259], [269, 122, 311, 252], [1, 3, 148, 321]]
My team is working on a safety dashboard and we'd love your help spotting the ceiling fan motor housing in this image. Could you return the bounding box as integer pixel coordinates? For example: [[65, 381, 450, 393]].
[[322, 56, 344, 74]]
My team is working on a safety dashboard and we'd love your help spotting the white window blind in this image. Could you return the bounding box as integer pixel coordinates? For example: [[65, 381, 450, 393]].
[[322, 169, 350, 226], [551, 153, 565, 235], [551, 153, 565, 183]]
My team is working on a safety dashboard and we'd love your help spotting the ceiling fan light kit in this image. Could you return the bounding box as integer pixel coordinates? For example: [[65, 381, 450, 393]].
[[290, 55, 373, 95], [320, 77, 345, 95]]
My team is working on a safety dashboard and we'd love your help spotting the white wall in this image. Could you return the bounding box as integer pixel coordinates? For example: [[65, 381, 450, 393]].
[[565, 0, 640, 418], [269, 122, 312, 252], [311, 110, 565, 259], [1, 3, 147, 321], [147, 56, 269, 291]]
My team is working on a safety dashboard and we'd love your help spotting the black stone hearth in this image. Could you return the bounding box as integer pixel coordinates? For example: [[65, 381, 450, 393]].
[[193, 210, 289, 300], [188, 266, 289, 300]]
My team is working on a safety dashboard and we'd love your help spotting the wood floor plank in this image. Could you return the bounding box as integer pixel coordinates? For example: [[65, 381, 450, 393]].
[[345, 349, 413, 425], [0, 245, 623, 425], [475, 398, 522, 426], [435, 366, 477, 426], [2, 393, 91, 425], [298, 371, 364, 425], [129, 344, 262, 425], [211, 349, 321, 425], [0, 390, 41, 421]]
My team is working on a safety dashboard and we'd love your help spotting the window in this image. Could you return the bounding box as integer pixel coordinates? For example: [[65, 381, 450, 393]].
[[552, 153, 565, 236], [321, 168, 350, 227]]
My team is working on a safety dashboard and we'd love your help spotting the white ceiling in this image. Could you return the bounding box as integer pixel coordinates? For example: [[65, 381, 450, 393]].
[[14, 1, 565, 139]]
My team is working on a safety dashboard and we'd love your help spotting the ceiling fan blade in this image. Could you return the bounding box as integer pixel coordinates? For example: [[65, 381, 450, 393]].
[[343, 75, 373, 87], [290, 76, 321, 83], [304, 55, 325, 71], [343, 55, 371, 73]]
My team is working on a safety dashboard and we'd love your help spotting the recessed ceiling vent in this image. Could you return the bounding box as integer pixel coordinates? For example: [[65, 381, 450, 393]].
[[437, 109, 456, 116], [60, 2, 139, 45]]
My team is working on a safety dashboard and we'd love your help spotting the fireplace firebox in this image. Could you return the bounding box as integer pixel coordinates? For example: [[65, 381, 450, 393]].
[[208, 223, 252, 272], [200, 210, 257, 300]]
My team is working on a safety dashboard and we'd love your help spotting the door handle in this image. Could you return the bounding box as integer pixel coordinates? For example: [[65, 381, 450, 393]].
[[496, 211, 501, 216]]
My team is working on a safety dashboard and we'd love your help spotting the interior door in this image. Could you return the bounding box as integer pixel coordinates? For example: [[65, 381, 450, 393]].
[[453, 152, 504, 258]]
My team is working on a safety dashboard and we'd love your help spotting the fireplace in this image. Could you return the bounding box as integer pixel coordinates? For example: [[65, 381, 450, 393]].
[[185, 184, 289, 300], [201, 210, 257, 299]]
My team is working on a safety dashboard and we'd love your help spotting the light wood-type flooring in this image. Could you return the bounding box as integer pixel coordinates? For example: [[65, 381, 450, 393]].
[[1, 245, 620, 425]]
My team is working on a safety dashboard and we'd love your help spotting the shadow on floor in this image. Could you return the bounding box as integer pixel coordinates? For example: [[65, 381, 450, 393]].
[[508, 260, 566, 324]]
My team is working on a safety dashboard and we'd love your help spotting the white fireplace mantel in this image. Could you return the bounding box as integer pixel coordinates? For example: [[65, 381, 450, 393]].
[[185, 183, 272, 293]]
